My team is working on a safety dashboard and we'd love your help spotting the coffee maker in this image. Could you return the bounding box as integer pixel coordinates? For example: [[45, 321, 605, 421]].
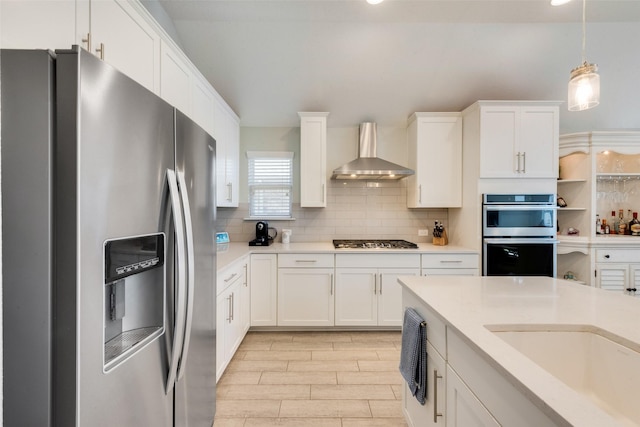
[[249, 221, 275, 246]]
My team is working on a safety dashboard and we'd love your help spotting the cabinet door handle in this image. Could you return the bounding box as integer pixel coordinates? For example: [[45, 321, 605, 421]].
[[373, 274, 377, 295], [227, 295, 232, 323], [379, 273, 383, 294], [330, 273, 334, 295], [82, 33, 91, 51], [322, 183, 325, 204], [418, 184, 422, 204], [243, 264, 248, 287], [522, 152, 526, 173], [227, 182, 233, 202], [434, 369, 443, 422], [224, 272, 238, 283], [95, 42, 105, 60], [231, 292, 235, 321]]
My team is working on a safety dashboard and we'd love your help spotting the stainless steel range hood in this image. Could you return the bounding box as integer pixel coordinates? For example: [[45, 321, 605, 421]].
[[331, 122, 415, 180]]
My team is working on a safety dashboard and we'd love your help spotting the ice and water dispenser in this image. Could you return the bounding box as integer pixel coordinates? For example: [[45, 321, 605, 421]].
[[103, 233, 165, 371]]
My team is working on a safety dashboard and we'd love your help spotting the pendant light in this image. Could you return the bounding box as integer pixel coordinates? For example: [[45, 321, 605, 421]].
[[567, 0, 600, 111]]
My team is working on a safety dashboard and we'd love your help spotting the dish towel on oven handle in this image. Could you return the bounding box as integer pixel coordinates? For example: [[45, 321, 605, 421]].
[[399, 307, 427, 405]]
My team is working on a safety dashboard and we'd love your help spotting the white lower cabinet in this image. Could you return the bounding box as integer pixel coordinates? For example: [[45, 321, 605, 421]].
[[277, 254, 335, 326], [445, 366, 499, 427], [421, 253, 479, 277], [250, 253, 278, 326], [216, 257, 248, 381], [403, 342, 447, 427], [595, 249, 640, 297], [336, 254, 420, 326]]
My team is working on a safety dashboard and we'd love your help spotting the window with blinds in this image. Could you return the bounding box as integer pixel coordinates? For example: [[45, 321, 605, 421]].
[[247, 151, 294, 218]]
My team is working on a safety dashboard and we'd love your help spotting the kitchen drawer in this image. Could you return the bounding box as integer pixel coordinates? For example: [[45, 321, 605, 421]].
[[278, 253, 334, 268], [421, 253, 478, 269], [596, 249, 640, 263], [335, 253, 420, 269], [217, 258, 246, 295]]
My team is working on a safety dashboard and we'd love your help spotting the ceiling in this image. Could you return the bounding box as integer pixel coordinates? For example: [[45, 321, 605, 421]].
[[149, 0, 640, 132]]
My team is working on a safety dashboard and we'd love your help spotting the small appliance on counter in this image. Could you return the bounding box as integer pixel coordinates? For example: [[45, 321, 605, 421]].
[[249, 221, 277, 246]]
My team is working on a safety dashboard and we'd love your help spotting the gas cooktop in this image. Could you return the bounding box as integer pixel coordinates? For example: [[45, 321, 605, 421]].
[[333, 239, 419, 249]]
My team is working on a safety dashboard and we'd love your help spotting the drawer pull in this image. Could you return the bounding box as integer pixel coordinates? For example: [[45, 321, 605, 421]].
[[295, 260, 318, 263], [604, 254, 610, 259], [439, 260, 462, 263], [224, 273, 238, 283], [434, 369, 443, 422]]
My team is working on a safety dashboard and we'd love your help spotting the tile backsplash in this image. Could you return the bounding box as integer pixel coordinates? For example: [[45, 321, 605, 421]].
[[216, 179, 448, 243]]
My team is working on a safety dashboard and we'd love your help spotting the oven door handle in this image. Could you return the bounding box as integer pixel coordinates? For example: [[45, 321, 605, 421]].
[[483, 238, 558, 245], [483, 205, 557, 211]]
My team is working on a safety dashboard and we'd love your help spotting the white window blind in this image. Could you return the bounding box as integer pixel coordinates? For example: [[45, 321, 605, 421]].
[[247, 151, 294, 218]]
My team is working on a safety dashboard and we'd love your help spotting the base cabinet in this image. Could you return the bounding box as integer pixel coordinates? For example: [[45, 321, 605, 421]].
[[277, 254, 335, 326], [403, 342, 447, 427], [250, 253, 278, 326], [445, 366, 499, 427], [216, 258, 248, 381]]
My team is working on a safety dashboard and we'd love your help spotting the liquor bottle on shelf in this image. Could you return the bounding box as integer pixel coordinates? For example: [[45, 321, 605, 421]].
[[617, 209, 626, 235], [596, 214, 602, 235], [626, 209, 633, 235], [603, 219, 610, 234], [610, 211, 617, 234], [631, 212, 640, 236]]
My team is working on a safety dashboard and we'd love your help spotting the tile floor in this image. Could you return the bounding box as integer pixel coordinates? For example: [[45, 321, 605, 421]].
[[214, 331, 408, 427]]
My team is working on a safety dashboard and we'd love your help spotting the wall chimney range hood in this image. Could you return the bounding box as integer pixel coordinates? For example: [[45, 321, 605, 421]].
[[331, 122, 415, 180]]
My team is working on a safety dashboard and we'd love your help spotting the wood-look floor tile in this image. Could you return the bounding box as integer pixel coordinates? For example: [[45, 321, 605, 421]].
[[310, 384, 395, 400], [391, 385, 403, 400], [349, 332, 401, 343], [278, 399, 371, 418], [259, 371, 337, 385], [226, 360, 288, 372], [243, 350, 312, 361], [341, 418, 408, 427], [287, 360, 359, 372], [358, 360, 400, 371], [333, 341, 397, 350], [215, 399, 281, 417], [312, 350, 379, 361], [219, 384, 310, 400], [291, 332, 354, 343], [369, 399, 406, 418], [337, 371, 403, 385], [271, 342, 335, 351], [237, 342, 272, 351], [376, 350, 401, 361], [242, 332, 295, 342], [244, 417, 342, 427], [211, 417, 246, 427], [218, 371, 262, 385]]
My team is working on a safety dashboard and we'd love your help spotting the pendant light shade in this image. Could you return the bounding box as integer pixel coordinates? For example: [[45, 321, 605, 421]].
[[567, 0, 600, 111], [568, 61, 600, 111]]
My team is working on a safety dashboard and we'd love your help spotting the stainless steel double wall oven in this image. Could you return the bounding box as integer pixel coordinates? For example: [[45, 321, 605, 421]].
[[482, 194, 557, 277]]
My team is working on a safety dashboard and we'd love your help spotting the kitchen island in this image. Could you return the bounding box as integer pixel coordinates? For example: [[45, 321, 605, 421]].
[[398, 275, 640, 427]]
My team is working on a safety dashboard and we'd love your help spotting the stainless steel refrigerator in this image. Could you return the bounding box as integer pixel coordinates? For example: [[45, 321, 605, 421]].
[[1, 47, 216, 426]]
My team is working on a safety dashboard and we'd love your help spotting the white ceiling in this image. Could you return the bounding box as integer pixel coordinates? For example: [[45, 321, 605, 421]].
[[151, 0, 640, 132]]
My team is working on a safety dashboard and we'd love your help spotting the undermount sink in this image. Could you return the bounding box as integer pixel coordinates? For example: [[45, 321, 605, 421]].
[[486, 324, 640, 427]]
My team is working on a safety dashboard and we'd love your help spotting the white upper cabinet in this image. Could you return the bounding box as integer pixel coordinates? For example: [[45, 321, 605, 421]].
[[407, 112, 462, 208], [89, 0, 160, 94], [1, 0, 77, 49], [191, 75, 217, 138], [299, 112, 329, 207], [464, 101, 560, 179], [214, 99, 240, 207], [159, 39, 192, 116]]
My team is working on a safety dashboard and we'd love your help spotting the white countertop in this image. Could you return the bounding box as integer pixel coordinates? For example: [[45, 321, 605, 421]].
[[216, 241, 477, 271], [398, 275, 640, 426]]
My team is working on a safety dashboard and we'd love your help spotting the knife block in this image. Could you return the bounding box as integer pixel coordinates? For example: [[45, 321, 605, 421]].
[[432, 229, 448, 246]]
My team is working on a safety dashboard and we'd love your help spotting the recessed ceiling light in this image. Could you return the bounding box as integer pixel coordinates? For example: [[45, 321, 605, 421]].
[[550, 0, 572, 5], [367, 0, 384, 4]]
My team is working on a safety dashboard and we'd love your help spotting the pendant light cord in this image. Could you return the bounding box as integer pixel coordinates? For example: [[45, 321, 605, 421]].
[[581, 0, 587, 63]]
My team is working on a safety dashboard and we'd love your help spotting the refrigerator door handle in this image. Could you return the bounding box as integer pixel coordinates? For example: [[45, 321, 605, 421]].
[[176, 171, 196, 381], [165, 169, 188, 393]]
